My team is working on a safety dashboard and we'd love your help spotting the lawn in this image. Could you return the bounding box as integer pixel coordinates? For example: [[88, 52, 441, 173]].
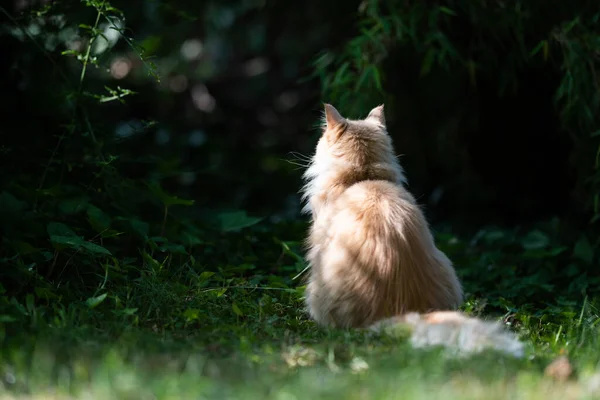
[[1, 219, 599, 399]]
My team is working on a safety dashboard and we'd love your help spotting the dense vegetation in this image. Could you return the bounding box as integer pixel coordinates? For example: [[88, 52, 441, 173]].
[[1, 0, 599, 398]]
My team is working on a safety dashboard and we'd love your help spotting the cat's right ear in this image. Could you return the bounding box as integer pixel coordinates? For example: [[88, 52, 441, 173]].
[[367, 104, 385, 126], [324, 103, 345, 130]]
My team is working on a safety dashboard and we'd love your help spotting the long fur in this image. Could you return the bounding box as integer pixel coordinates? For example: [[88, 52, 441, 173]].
[[370, 312, 524, 358], [300, 103, 523, 357]]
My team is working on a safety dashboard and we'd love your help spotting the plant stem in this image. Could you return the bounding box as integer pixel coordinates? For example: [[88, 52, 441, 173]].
[[78, 11, 102, 92], [35, 9, 102, 209]]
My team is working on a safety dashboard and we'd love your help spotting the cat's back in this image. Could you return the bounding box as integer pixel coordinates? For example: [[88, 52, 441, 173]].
[[330, 179, 419, 230], [312, 178, 425, 261]]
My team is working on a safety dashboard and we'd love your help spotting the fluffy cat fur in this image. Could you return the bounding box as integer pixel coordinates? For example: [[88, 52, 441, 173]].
[[300, 103, 524, 357]]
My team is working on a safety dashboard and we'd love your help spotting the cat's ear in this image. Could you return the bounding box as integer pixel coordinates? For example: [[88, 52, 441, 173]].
[[367, 104, 386, 126], [324, 103, 345, 130]]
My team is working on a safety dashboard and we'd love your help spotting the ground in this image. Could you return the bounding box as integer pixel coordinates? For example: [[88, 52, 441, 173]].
[[1, 220, 599, 399]]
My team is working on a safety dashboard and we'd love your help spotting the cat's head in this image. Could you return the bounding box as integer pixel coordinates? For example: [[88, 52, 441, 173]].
[[313, 103, 396, 168], [301, 103, 406, 214]]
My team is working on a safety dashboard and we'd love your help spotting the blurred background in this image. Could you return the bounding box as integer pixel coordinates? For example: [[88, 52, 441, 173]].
[[1, 0, 599, 302]]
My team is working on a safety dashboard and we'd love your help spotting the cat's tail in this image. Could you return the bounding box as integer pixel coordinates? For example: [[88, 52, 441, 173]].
[[368, 311, 525, 358]]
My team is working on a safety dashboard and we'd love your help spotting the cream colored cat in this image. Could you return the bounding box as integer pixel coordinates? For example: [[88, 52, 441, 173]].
[[300, 103, 524, 357]]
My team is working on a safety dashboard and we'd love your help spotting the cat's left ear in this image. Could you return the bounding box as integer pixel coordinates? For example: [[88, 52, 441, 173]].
[[324, 103, 345, 130], [367, 104, 386, 126]]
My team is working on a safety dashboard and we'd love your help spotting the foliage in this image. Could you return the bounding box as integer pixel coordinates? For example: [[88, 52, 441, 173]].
[[313, 0, 600, 224]]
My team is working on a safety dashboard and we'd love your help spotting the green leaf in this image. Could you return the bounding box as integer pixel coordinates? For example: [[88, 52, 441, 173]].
[[158, 242, 187, 254], [25, 294, 35, 313], [47, 222, 78, 238], [332, 62, 350, 86], [87, 205, 111, 232], [183, 308, 201, 321], [521, 230, 550, 250], [148, 182, 195, 207], [549, 246, 568, 256], [149, 236, 187, 254], [86, 293, 108, 309], [482, 230, 505, 243], [216, 211, 263, 232], [0, 315, 17, 323], [49, 233, 111, 256], [129, 218, 149, 238], [439, 6, 457, 16], [50, 235, 84, 251], [232, 302, 243, 317], [34, 287, 59, 300], [58, 198, 88, 215], [61, 49, 80, 56], [529, 40, 546, 57], [371, 65, 382, 91], [80, 241, 112, 255], [198, 271, 215, 282]]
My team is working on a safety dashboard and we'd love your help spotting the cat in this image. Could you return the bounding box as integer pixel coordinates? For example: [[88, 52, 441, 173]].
[[299, 103, 524, 357]]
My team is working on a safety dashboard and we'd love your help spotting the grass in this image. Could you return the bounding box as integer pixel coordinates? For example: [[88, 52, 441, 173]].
[[1, 219, 600, 399]]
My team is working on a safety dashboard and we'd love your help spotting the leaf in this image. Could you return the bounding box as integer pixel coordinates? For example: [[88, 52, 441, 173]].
[[529, 40, 546, 57], [0, 315, 17, 323], [198, 271, 215, 282], [521, 230, 550, 250], [232, 302, 243, 317], [216, 211, 263, 232], [58, 198, 89, 215], [158, 242, 187, 254], [573, 236, 594, 265], [273, 238, 304, 262], [34, 287, 59, 300], [61, 49, 80, 56], [47, 222, 78, 238], [129, 218, 149, 238], [25, 294, 35, 313], [439, 6, 457, 16], [332, 62, 350, 86], [50, 235, 84, 251], [49, 234, 111, 255], [86, 293, 107, 309], [482, 230, 505, 243], [371, 65, 382, 91], [549, 246, 568, 256], [80, 241, 112, 255], [183, 308, 201, 321], [141, 251, 161, 269], [148, 182, 195, 207], [148, 236, 186, 254], [87, 205, 111, 232]]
